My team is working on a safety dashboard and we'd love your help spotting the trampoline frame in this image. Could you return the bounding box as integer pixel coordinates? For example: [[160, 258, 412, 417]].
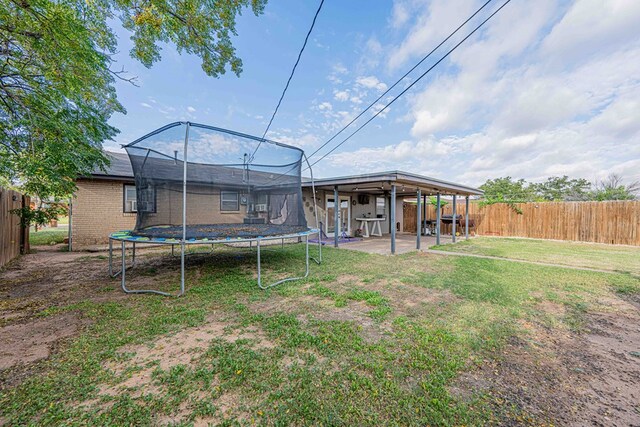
[[110, 122, 323, 296], [108, 228, 319, 296]]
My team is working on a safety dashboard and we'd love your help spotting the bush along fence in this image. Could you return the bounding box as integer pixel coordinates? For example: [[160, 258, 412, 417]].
[[0, 187, 30, 267], [404, 200, 640, 246]]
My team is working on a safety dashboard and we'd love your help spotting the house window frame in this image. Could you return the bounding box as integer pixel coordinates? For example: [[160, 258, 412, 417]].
[[123, 184, 137, 213], [123, 183, 156, 213], [220, 191, 240, 212]]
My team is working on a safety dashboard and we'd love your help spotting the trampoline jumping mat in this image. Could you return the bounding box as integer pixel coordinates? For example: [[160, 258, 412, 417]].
[[131, 223, 310, 240]]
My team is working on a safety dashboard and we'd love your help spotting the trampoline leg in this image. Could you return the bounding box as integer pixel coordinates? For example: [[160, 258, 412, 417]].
[[180, 241, 185, 296], [110, 238, 135, 278], [121, 241, 126, 292], [118, 240, 184, 297], [310, 230, 322, 265], [108, 238, 113, 277], [258, 234, 311, 290], [257, 239, 262, 288], [305, 234, 310, 277]]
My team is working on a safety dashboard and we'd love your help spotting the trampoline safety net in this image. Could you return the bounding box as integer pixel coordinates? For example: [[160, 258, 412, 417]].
[[124, 122, 308, 240]]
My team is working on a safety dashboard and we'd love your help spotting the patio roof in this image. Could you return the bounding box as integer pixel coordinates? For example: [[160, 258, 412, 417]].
[[302, 170, 483, 196]]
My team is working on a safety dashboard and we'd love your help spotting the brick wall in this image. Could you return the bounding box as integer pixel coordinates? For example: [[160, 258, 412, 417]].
[[71, 179, 136, 249], [71, 180, 247, 249]]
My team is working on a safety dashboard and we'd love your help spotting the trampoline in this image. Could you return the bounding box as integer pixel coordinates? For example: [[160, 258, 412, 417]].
[[132, 223, 309, 240], [109, 122, 322, 296]]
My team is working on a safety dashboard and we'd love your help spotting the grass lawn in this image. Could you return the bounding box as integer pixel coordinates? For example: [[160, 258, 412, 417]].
[[1, 241, 639, 425], [432, 236, 640, 275], [29, 228, 67, 246]]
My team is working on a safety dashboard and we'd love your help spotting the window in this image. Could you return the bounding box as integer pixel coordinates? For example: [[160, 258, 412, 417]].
[[138, 185, 156, 213], [124, 185, 137, 213], [124, 184, 155, 213], [221, 191, 239, 211], [252, 193, 268, 212], [376, 196, 385, 217]]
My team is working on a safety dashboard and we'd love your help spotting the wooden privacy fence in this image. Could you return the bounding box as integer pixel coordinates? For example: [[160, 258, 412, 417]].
[[403, 200, 640, 246], [0, 187, 29, 267]]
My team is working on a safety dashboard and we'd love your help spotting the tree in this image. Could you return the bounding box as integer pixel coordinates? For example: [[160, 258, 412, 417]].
[[590, 173, 639, 201], [479, 177, 538, 204], [533, 175, 591, 201], [429, 196, 448, 212], [0, 0, 267, 201]]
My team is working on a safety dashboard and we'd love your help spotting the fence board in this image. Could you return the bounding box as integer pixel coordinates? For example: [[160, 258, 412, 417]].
[[403, 200, 640, 246], [1, 187, 29, 267]]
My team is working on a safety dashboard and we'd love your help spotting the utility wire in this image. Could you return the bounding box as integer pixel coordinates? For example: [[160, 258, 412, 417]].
[[306, 0, 512, 170], [306, 0, 494, 161], [249, 0, 325, 163]]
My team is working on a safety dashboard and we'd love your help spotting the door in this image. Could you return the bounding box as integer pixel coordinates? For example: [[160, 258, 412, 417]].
[[325, 195, 351, 237]]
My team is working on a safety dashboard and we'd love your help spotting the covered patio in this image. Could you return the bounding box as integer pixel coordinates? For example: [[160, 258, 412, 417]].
[[303, 171, 483, 255], [337, 233, 456, 255]]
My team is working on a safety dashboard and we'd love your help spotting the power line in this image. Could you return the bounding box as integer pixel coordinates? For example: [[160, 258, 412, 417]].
[[307, 0, 494, 161], [306, 0, 512, 170], [249, 0, 325, 163]]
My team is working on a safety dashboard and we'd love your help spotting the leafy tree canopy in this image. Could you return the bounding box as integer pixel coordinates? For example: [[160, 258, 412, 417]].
[[0, 0, 266, 200], [480, 177, 538, 204], [480, 174, 639, 205], [591, 174, 640, 201], [531, 175, 591, 201]]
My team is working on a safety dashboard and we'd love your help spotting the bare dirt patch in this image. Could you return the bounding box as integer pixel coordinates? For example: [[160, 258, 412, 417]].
[[0, 246, 194, 389], [100, 316, 274, 398], [301, 299, 393, 342], [250, 274, 458, 343], [0, 247, 127, 323], [0, 312, 85, 371], [451, 294, 640, 426]]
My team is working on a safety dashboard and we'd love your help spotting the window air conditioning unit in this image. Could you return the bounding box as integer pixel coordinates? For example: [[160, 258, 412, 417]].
[[130, 200, 137, 212], [255, 203, 268, 212]]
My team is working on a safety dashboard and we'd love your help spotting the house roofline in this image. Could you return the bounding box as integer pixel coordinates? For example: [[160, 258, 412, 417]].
[[302, 170, 483, 196]]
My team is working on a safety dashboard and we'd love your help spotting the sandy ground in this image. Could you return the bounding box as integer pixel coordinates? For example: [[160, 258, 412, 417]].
[[1, 246, 639, 426]]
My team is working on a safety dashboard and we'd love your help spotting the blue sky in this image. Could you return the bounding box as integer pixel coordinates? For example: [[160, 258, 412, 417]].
[[105, 0, 640, 186]]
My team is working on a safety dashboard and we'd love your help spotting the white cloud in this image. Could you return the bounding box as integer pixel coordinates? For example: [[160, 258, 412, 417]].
[[334, 90, 350, 101], [388, 0, 478, 70], [541, 0, 640, 65], [321, 0, 640, 186], [140, 102, 152, 108], [187, 106, 196, 113], [390, 1, 411, 28], [356, 76, 388, 92]]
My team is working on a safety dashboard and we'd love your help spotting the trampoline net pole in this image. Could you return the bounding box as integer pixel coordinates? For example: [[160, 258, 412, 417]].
[[304, 153, 322, 264], [180, 123, 190, 296]]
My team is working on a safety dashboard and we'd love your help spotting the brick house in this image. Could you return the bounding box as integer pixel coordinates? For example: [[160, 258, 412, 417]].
[[71, 152, 137, 249], [70, 151, 481, 250]]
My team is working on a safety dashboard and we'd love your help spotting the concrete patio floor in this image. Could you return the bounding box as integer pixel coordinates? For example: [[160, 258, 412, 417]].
[[335, 233, 463, 255]]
